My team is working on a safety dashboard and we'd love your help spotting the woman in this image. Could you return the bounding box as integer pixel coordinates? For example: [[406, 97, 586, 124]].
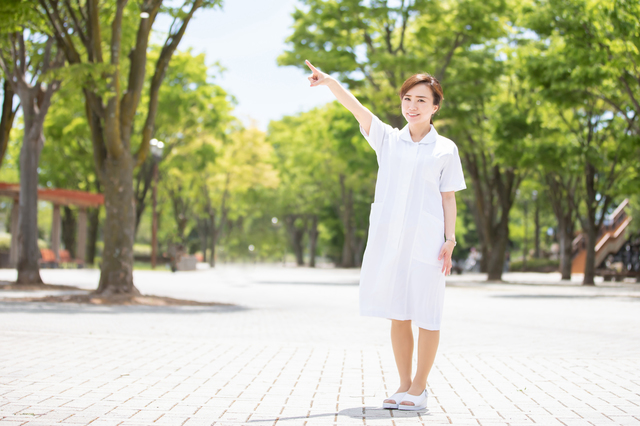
[[305, 60, 466, 411]]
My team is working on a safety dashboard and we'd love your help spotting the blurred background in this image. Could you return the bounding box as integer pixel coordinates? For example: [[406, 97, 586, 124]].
[[0, 0, 638, 288]]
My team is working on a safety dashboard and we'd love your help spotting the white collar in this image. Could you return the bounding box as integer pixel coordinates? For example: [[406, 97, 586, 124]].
[[399, 124, 438, 144]]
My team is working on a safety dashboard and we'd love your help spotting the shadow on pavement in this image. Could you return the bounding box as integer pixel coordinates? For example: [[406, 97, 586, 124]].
[[492, 294, 640, 299], [0, 301, 248, 314], [255, 280, 359, 286], [246, 406, 431, 423]]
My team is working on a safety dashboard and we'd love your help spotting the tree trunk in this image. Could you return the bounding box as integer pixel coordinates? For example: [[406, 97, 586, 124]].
[[0, 80, 18, 168], [285, 214, 306, 267], [308, 215, 318, 267], [209, 213, 216, 267], [169, 188, 191, 245], [486, 219, 509, 281], [96, 155, 139, 295], [7, 38, 62, 284], [582, 161, 604, 286], [463, 154, 520, 280], [545, 174, 577, 281], [340, 176, 355, 268], [61, 206, 77, 258], [208, 205, 229, 267], [134, 159, 154, 236], [294, 233, 305, 266], [16, 127, 44, 284], [583, 220, 597, 286], [479, 243, 489, 273], [86, 207, 100, 265], [559, 221, 573, 280], [522, 201, 528, 269], [354, 229, 367, 267], [465, 194, 489, 272], [534, 199, 540, 258], [198, 217, 208, 262]]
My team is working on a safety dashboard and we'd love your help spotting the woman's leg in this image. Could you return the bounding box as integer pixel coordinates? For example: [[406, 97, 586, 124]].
[[401, 327, 440, 406], [384, 319, 413, 403]]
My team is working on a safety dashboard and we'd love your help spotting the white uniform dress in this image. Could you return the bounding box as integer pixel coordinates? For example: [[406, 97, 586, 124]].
[[359, 115, 466, 331]]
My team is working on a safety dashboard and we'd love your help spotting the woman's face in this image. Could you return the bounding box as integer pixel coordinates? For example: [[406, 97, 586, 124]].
[[401, 84, 439, 126]]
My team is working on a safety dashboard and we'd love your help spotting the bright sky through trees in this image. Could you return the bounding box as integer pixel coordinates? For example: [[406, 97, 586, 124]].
[[153, 0, 335, 130]]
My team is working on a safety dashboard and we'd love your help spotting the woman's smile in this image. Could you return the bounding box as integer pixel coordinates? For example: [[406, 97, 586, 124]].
[[401, 83, 438, 126]]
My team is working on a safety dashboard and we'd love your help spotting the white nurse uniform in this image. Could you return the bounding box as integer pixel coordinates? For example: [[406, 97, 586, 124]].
[[359, 114, 466, 331]]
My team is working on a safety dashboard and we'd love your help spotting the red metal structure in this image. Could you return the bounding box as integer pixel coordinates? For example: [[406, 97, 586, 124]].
[[0, 182, 104, 267], [571, 199, 633, 274]]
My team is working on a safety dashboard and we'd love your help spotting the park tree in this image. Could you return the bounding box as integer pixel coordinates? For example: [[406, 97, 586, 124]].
[[198, 127, 279, 266], [524, 0, 640, 284], [280, 0, 539, 278], [133, 48, 232, 237], [40, 0, 221, 294], [269, 107, 337, 266], [528, 96, 583, 280], [325, 102, 378, 267], [279, 0, 508, 126], [0, 2, 22, 168], [442, 37, 544, 280], [269, 102, 377, 267], [268, 114, 317, 266], [0, 1, 65, 284], [40, 84, 101, 263], [161, 126, 278, 266]]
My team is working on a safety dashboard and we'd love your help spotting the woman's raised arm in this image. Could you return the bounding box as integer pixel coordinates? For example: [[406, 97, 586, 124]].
[[306, 60, 373, 135]]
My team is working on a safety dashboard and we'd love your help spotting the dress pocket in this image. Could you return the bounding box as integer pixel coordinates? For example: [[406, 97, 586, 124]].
[[411, 210, 445, 266]]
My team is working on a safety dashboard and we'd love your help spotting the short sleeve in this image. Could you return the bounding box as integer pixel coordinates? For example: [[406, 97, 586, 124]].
[[439, 145, 467, 192], [359, 114, 392, 154]]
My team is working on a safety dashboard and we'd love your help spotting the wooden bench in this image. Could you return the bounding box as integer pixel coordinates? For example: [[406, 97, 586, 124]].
[[59, 249, 84, 268], [39, 248, 84, 268], [39, 248, 57, 268]]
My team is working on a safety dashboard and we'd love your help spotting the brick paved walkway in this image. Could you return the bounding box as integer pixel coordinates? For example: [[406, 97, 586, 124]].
[[0, 266, 639, 425]]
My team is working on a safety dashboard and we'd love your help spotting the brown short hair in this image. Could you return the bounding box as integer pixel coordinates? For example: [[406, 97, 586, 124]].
[[399, 74, 444, 124]]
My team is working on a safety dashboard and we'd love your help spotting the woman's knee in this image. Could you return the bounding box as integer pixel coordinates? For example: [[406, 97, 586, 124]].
[[390, 319, 412, 327]]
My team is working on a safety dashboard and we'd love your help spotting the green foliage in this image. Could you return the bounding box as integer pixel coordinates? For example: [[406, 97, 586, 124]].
[[267, 101, 377, 261], [0, 232, 10, 250], [521, 0, 640, 239], [134, 47, 234, 153], [509, 257, 559, 272], [133, 243, 152, 257], [0, 113, 21, 183], [0, 0, 47, 34], [17, 0, 640, 269], [280, 0, 511, 125], [40, 84, 97, 191]]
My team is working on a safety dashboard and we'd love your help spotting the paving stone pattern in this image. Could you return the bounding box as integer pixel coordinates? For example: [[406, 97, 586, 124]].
[[0, 266, 639, 425]]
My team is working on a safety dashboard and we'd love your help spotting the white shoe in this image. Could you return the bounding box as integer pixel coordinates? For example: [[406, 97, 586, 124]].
[[398, 389, 428, 411], [382, 391, 407, 409]]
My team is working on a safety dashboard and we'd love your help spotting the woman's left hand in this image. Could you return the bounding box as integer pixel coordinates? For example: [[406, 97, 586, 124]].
[[438, 241, 455, 275]]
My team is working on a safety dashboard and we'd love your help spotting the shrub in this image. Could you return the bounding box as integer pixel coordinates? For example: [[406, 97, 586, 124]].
[[0, 233, 11, 251], [133, 243, 152, 257], [509, 258, 559, 272], [0, 234, 47, 252]]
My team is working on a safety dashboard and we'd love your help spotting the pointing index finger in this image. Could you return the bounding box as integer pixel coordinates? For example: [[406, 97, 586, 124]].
[[305, 59, 319, 74]]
